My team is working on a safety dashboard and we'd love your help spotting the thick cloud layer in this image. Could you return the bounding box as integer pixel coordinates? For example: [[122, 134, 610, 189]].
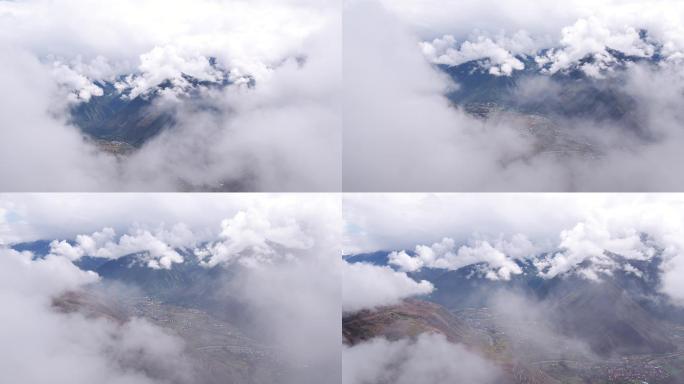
[[389, 235, 536, 280], [195, 209, 316, 268], [0, 0, 334, 81], [342, 333, 501, 384], [4, 0, 683, 191], [344, 0, 684, 191], [49, 225, 194, 269], [343, 1, 562, 191], [380, 0, 684, 50], [117, 23, 341, 191], [0, 194, 342, 384], [343, 194, 586, 254], [0, 0, 340, 191], [0, 49, 118, 191], [0, 248, 192, 384], [0, 194, 329, 244], [215, 198, 343, 383], [342, 262, 433, 313]]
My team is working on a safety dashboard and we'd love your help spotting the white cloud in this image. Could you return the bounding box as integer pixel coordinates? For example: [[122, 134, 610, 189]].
[[0, 248, 98, 298], [207, 194, 342, 382], [50, 62, 104, 102], [535, 219, 656, 279], [343, 194, 583, 254], [413, 1, 684, 80], [343, 194, 684, 305], [344, 0, 684, 191], [1, 194, 339, 274], [230, 255, 342, 380], [342, 262, 433, 313], [0, 194, 343, 384], [537, 17, 657, 76], [49, 227, 117, 261], [48, 225, 193, 269], [0, 0, 340, 191], [0, 247, 192, 384], [0, 193, 343, 383], [39, 197, 340, 272], [343, 1, 553, 191], [118, 45, 227, 99], [388, 236, 531, 280], [0, 194, 326, 245], [0, 49, 119, 191], [342, 333, 501, 384], [421, 33, 532, 76], [0, 0, 333, 84], [118, 18, 341, 191], [195, 209, 315, 268]]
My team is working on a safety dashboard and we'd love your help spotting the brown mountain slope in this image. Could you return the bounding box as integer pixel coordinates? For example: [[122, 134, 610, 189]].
[[343, 299, 559, 384], [343, 298, 480, 346]]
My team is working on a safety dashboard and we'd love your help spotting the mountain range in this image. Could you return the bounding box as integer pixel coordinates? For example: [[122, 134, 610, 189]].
[[345, 243, 684, 383], [68, 63, 240, 154], [437, 44, 665, 160], [11, 240, 309, 384]]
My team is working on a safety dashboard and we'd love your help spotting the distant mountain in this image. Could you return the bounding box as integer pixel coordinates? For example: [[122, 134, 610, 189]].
[[547, 277, 676, 356], [69, 67, 240, 152], [439, 46, 661, 144], [84, 252, 207, 293], [343, 251, 393, 266], [79, 252, 229, 304], [8, 240, 251, 325], [407, 256, 554, 309], [85, 251, 259, 330], [346, 251, 548, 309], [11, 240, 53, 256], [347, 245, 679, 357], [74, 255, 110, 272], [10, 241, 218, 297], [70, 81, 175, 150]]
